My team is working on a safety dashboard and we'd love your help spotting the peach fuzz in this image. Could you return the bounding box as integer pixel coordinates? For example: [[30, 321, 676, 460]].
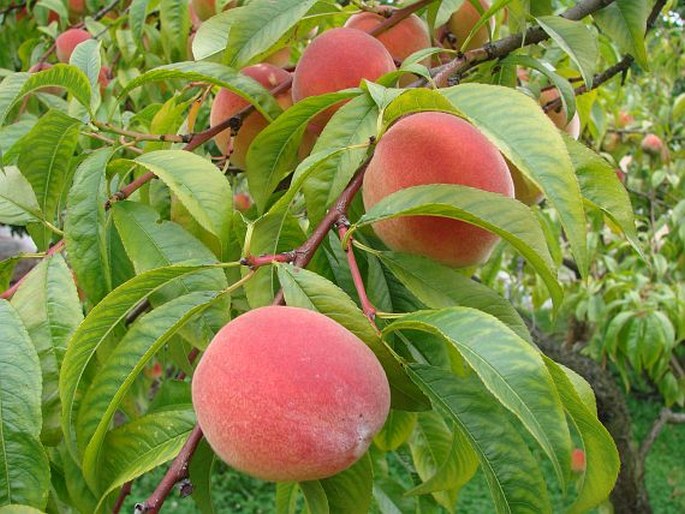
[[362, 112, 514, 268], [444, 0, 493, 51], [55, 28, 92, 63], [344, 11, 431, 65], [192, 305, 391, 482], [210, 64, 291, 168], [292, 28, 396, 129]]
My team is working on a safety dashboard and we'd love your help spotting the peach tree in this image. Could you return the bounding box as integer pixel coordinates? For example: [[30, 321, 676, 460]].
[[0, 0, 661, 512]]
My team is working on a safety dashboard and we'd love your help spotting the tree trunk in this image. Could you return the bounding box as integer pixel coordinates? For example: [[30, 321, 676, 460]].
[[535, 335, 652, 514]]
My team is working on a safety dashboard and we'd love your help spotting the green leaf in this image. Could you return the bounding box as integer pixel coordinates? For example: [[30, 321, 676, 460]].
[[160, 0, 191, 62], [0, 506, 46, 514], [442, 84, 588, 277], [303, 94, 378, 225], [381, 89, 460, 130], [10, 254, 83, 446], [15, 110, 82, 249], [0, 65, 91, 127], [192, 9, 237, 61], [275, 482, 300, 514], [246, 89, 362, 212], [223, 0, 318, 68], [64, 148, 114, 305], [300, 481, 329, 514], [129, 0, 156, 43], [95, 410, 196, 512], [536, 16, 598, 89], [112, 201, 229, 348], [132, 150, 232, 241], [376, 251, 531, 343], [119, 61, 283, 121], [352, 184, 563, 307], [0, 300, 50, 509], [78, 291, 223, 490], [0, 165, 42, 225], [275, 263, 429, 411], [408, 412, 477, 508], [564, 136, 641, 254], [59, 263, 221, 458], [0, 119, 36, 161], [593, 0, 649, 69], [68, 39, 102, 110], [189, 440, 217, 514], [385, 308, 571, 486], [318, 453, 373, 514], [374, 410, 417, 452], [544, 358, 620, 513], [407, 365, 552, 514]]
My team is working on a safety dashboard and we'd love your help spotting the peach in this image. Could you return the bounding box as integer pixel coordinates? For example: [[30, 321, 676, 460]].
[[98, 66, 111, 93], [69, 0, 85, 17], [233, 193, 252, 212], [617, 110, 634, 128], [292, 28, 396, 130], [55, 28, 92, 63], [210, 63, 292, 168], [571, 448, 586, 473], [540, 88, 581, 139], [443, 0, 493, 51], [641, 133, 664, 156], [263, 47, 291, 68], [344, 11, 431, 65], [362, 112, 514, 267], [192, 306, 391, 482]]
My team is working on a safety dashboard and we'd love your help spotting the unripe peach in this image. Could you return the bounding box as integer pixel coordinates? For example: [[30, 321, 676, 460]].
[[617, 110, 634, 128], [443, 0, 493, 51], [192, 305, 391, 482], [641, 133, 664, 156], [344, 11, 431, 65], [210, 64, 292, 168], [540, 88, 581, 139], [292, 28, 396, 131], [55, 28, 92, 63], [362, 112, 514, 267]]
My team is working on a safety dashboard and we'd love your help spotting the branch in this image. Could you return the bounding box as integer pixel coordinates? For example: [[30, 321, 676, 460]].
[[431, 0, 616, 87], [636, 408, 685, 482], [112, 481, 132, 514], [369, 0, 435, 37], [135, 425, 204, 514], [91, 120, 190, 144], [0, 240, 64, 300], [0, 2, 26, 16]]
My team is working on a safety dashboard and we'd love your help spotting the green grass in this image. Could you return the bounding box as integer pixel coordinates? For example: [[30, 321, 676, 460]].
[[124, 394, 685, 513]]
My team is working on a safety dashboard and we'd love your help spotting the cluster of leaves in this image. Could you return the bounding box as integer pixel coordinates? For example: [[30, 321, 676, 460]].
[[0, 0, 661, 513]]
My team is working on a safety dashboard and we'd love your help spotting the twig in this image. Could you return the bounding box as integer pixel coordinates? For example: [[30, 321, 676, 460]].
[[337, 222, 378, 330], [91, 120, 190, 144], [369, 0, 435, 37], [0, 2, 26, 17], [431, 0, 617, 87], [134, 425, 204, 514], [636, 408, 685, 482], [83, 132, 144, 154], [112, 480, 132, 514], [0, 240, 64, 300]]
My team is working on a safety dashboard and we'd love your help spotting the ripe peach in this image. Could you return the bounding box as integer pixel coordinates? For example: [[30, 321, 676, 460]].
[[55, 28, 92, 63], [540, 88, 581, 139], [192, 305, 391, 482], [233, 193, 252, 212], [641, 133, 664, 156], [617, 110, 634, 128], [69, 0, 85, 17], [571, 448, 586, 473], [210, 63, 292, 168], [362, 112, 514, 267], [263, 46, 291, 68], [443, 0, 493, 51], [98, 66, 111, 94], [344, 11, 431, 65], [292, 28, 395, 131]]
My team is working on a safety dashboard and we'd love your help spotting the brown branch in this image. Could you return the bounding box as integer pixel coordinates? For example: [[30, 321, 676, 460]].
[[431, 0, 617, 87], [0, 240, 64, 300], [135, 425, 204, 514], [636, 408, 685, 482]]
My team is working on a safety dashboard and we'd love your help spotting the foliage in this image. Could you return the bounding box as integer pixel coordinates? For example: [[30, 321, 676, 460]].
[[0, 0, 671, 513]]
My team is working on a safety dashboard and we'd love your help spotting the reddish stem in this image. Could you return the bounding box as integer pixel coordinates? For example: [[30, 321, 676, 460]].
[[337, 224, 379, 331], [241, 252, 296, 269], [0, 240, 65, 300], [112, 481, 132, 514]]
